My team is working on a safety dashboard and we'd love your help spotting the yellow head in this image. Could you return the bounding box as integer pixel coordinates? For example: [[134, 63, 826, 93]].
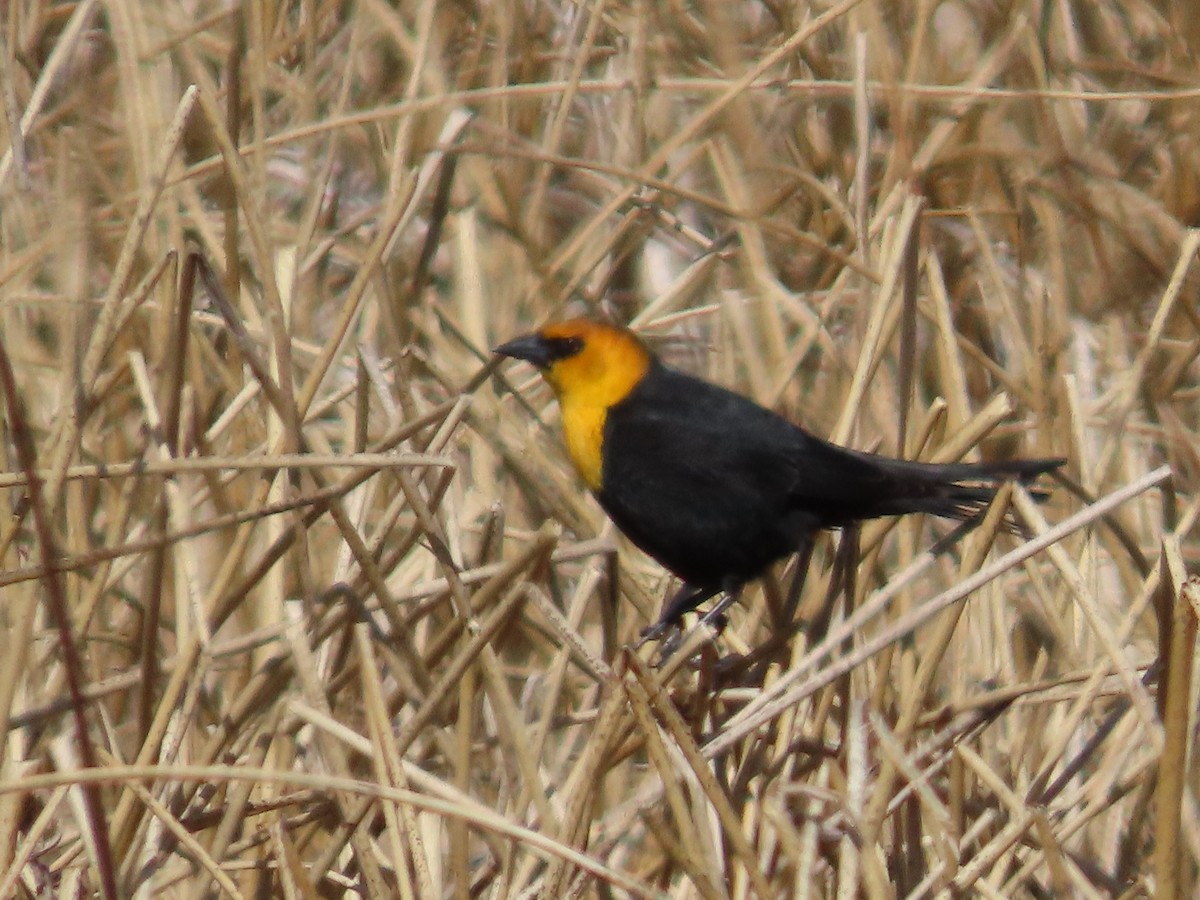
[[495, 319, 652, 489]]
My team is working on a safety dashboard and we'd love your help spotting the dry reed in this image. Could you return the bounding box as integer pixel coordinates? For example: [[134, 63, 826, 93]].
[[1, 1, 1197, 897]]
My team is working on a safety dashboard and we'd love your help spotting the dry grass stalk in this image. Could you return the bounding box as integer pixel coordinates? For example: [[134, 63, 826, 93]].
[[1, 1, 1198, 896]]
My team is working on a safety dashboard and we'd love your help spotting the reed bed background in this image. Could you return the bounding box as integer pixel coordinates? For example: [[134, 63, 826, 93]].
[[1, 0, 1198, 896]]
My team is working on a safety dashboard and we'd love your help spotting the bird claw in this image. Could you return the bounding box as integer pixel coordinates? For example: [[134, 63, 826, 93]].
[[636, 599, 734, 666], [638, 618, 674, 644], [635, 617, 681, 660]]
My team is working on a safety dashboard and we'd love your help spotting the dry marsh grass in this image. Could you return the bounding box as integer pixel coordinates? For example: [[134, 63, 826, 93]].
[[1, 1, 1199, 897]]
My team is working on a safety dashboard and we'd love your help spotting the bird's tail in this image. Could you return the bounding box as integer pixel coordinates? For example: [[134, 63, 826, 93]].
[[869, 456, 1065, 528]]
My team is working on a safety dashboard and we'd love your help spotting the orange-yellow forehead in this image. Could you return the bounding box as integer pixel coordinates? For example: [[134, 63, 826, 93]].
[[539, 318, 594, 340], [540, 318, 622, 343]]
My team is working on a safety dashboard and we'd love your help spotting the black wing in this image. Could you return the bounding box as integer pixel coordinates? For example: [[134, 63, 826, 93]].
[[596, 365, 899, 585]]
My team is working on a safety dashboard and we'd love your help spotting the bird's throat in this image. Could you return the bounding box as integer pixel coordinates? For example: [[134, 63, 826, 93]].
[[560, 401, 606, 492]]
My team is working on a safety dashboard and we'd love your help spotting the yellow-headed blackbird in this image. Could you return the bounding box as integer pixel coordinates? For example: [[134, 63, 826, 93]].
[[496, 318, 1063, 635]]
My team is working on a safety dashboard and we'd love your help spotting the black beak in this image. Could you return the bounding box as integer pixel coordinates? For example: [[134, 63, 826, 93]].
[[493, 333, 552, 369]]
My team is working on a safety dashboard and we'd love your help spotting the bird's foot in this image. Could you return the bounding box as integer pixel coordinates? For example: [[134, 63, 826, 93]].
[[637, 601, 736, 667]]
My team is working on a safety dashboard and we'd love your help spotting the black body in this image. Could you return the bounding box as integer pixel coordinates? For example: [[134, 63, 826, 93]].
[[597, 361, 1061, 598]]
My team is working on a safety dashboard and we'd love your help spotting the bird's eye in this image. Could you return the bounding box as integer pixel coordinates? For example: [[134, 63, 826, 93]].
[[547, 336, 585, 360]]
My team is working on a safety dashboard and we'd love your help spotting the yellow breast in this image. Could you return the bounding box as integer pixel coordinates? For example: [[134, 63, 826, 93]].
[[561, 401, 606, 491]]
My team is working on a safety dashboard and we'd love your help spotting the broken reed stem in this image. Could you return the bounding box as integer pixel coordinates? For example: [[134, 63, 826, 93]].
[[1154, 574, 1199, 899]]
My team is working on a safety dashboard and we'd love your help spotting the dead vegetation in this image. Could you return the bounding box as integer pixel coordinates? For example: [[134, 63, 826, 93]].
[[1, 0, 1199, 896]]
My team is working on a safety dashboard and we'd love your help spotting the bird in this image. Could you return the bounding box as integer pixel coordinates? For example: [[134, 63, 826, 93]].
[[494, 318, 1064, 641]]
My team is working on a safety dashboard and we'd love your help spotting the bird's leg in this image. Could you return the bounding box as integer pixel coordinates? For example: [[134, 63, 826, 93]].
[[643, 581, 740, 664], [639, 582, 720, 644], [696, 580, 744, 632]]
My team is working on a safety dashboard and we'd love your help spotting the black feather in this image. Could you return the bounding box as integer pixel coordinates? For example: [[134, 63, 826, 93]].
[[598, 361, 1062, 593]]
